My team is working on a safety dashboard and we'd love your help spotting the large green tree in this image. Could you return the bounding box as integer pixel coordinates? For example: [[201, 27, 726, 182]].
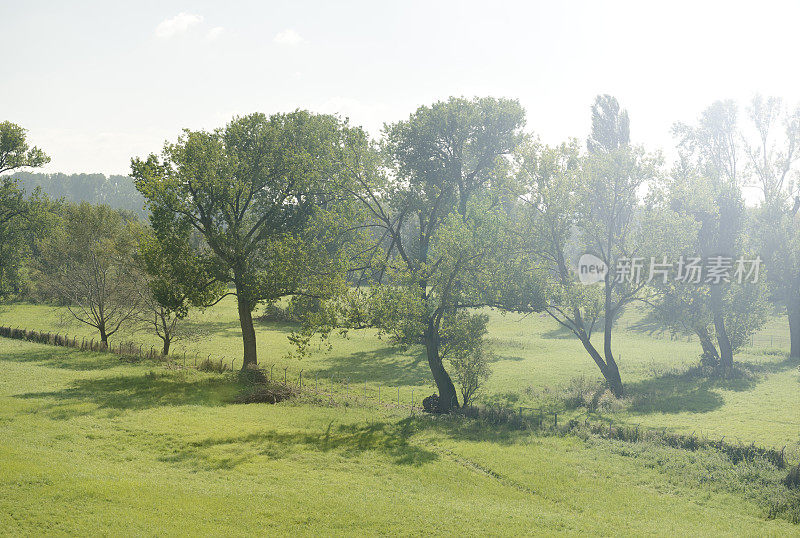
[[513, 121, 662, 397], [344, 97, 527, 412], [669, 100, 770, 370], [647, 160, 768, 372], [131, 111, 365, 369]]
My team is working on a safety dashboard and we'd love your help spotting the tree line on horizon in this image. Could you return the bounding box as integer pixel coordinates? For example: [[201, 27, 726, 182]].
[[1, 94, 798, 412]]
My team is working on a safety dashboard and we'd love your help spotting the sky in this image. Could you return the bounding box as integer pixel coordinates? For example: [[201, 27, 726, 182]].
[[3, 0, 800, 176]]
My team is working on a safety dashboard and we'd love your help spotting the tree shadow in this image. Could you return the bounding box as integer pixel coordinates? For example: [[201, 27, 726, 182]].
[[314, 346, 430, 387], [624, 368, 760, 415], [0, 344, 122, 371], [540, 324, 576, 340], [626, 310, 673, 338], [488, 354, 525, 363], [160, 419, 438, 470], [14, 371, 234, 419]]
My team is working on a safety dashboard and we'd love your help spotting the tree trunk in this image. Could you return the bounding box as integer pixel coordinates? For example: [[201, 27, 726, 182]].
[[710, 286, 733, 371], [237, 294, 258, 369], [789, 301, 800, 359], [99, 324, 109, 349], [424, 321, 459, 412], [601, 308, 624, 398], [234, 276, 258, 369], [579, 336, 624, 398], [161, 337, 171, 357], [696, 326, 720, 365]]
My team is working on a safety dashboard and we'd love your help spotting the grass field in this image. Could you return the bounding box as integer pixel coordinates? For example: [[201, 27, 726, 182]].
[[0, 335, 798, 535], [1, 299, 797, 452], [0, 300, 798, 534]]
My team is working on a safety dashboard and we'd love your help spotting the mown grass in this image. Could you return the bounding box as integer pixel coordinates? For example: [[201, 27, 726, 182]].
[[0, 337, 798, 535]]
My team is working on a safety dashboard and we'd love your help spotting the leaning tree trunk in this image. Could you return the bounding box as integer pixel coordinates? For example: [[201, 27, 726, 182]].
[[789, 300, 800, 360], [234, 277, 258, 370], [424, 321, 459, 412], [579, 336, 624, 398], [602, 306, 624, 398]]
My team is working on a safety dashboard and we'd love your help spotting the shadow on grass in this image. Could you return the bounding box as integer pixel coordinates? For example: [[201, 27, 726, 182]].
[[14, 371, 234, 419], [160, 419, 437, 470], [314, 346, 430, 386], [0, 344, 123, 371], [623, 355, 800, 415]]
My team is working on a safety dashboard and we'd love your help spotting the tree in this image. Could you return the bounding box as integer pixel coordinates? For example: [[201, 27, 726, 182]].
[[587, 94, 630, 154], [743, 96, 800, 359], [440, 311, 492, 406], [0, 121, 51, 300], [669, 100, 769, 370], [132, 111, 365, 370], [513, 123, 661, 397], [36, 203, 144, 347], [136, 214, 226, 355], [647, 162, 768, 372], [345, 97, 526, 412], [0, 121, 50, 174]]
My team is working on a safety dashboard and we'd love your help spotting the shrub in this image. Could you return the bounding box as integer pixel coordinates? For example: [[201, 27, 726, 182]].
[[441, 312, 492, 406], [233, 382, 296, 404], [197, 357, 229, 373]]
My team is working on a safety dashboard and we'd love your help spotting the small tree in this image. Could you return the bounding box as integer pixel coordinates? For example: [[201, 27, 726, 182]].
[[440, 311, 492, 407], [36, 203, 144, 347], [136, 213, 226, 356]]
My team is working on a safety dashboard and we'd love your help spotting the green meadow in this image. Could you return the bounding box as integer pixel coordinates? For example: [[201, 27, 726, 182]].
[[0, 300, 798, 535]]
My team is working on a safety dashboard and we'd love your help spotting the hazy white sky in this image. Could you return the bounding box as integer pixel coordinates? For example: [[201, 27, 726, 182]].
[[3, 0, 800, 175]]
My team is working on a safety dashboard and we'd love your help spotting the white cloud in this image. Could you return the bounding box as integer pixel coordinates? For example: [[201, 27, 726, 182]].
[[155, 13, 204, 39], [273, 28, 303, 46], [206, 26, 224, 40]]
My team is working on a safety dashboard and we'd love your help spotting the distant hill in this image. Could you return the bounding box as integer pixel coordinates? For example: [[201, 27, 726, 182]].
[[6, 171, 147, 218]]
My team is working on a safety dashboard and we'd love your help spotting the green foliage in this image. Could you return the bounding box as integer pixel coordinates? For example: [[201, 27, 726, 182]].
[[35, 202, 144, 344], [0, 121, 49, 174], [132, 111, 369, 366], [11, 171, 147, 218], [440, 311, 492, 406], [649, 103, 770, 368], [0, 121, 52, 301], [349, 96, 527, 410]]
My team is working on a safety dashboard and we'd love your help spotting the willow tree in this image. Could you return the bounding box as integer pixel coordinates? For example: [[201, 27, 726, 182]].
[[344, 97, 527, 412], [131, 111, 365, 369]]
